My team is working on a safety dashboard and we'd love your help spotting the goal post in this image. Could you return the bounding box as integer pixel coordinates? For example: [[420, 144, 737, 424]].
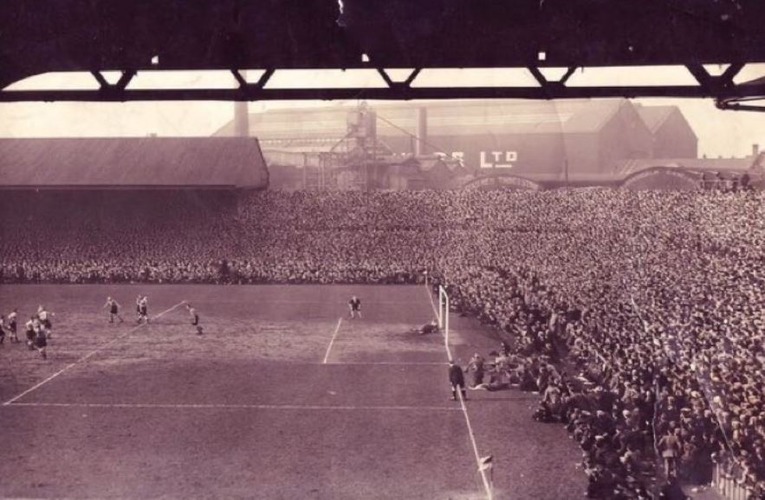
[[438, 285, 450, 350]]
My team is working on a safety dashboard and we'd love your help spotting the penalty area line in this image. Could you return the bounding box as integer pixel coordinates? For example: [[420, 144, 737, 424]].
[[2, 300, 187, 406], [322, 317, 343, 364]]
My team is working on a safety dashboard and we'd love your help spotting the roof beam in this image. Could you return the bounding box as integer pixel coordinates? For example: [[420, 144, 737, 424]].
[[527, 66, 578, 96], [91, 70, 136, 91], [686, 63, 745, 94], [231, 68, 275, 91], [376, 68, 421, 92], [4, 81, 765, 102]]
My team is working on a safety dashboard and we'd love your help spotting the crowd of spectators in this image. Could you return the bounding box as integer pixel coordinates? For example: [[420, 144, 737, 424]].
[[2, 188, 764, 498]]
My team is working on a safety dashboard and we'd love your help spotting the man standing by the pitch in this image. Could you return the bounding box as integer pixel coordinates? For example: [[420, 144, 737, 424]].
[[348, 296, 362, 319], [448, 359, 468, 401]]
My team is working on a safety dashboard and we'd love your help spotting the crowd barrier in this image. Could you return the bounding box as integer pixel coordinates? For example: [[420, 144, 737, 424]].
[[712, 461, 757, 500]]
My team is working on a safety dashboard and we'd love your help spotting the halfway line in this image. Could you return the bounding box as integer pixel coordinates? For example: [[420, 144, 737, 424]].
[[6, 402, 461, 412], [2, 300, 187, 406], [322, 317, 343, 364]]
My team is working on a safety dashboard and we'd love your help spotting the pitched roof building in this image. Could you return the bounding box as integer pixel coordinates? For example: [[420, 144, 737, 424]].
[[0, 137, 268, 189], [635, 104, 698, 159]]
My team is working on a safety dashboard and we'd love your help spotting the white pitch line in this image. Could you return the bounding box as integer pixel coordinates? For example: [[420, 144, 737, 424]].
[[5, 402, 461, 412], [424, 283, 449, 345], [426, 283, 439, 317], [2, 300, 187, 406], [322, 317, 343, 364], [325, 361, 445, 366], [429, 284, 493, 500], [456, 390, 494, 499]]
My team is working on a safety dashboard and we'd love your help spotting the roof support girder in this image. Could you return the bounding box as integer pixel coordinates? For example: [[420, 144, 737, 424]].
[[4, 66, 765, 104], [90, 70, 136, 93], [376, 68, 421, 93]]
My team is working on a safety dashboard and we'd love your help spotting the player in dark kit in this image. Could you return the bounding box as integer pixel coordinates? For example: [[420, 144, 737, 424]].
[[7, 309, 19, 343], [412, 319, 439, 335], [34, 326, 48, 359], [348, 296, 362, 319], [103, 297, 124, 323], [448, 359, 468, 401], [24, 317, 36, 350], [37, 305, 53, 338], [186, 303, 203, 335]]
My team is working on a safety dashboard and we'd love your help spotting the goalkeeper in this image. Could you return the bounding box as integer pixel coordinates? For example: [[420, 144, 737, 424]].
[[414, 319, 439, 335]]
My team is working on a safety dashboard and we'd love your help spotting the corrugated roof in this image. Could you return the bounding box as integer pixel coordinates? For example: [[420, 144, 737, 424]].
[[213, 98, 631, 140], [0, 137, 268, 188]]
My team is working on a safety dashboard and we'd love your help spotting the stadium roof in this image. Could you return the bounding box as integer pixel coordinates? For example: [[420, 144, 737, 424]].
[[2, 1, 765, 105], [0, 137, 268, 189], [214, 99, 632, 141]]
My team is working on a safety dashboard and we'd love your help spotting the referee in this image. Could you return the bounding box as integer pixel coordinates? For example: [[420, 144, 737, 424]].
[[448, 359, 467, 401]]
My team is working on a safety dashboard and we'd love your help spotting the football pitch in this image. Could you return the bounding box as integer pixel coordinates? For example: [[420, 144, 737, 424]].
[[0, 284, 585, 499]]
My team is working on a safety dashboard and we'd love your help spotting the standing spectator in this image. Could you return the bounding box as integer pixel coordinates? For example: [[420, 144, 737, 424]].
[[658, 428, 683, 478], [467, 353, 486, 387]]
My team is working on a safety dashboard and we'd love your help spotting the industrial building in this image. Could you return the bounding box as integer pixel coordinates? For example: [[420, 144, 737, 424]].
[[214, 98, 712, 190]]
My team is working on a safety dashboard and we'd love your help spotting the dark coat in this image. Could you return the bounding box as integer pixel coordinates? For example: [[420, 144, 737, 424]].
[[449, 364, 465, 385]]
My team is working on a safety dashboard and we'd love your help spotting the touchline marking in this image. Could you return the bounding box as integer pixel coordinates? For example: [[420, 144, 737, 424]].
[[322, 317, 343, 364], [428, 283, 493, 500], [2, 301, 187, 406], [6, 402, 461, 412], [457, 390, 494, 500]]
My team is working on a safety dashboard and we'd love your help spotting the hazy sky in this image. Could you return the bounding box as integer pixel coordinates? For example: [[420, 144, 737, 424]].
[[1, 65, 763, 158]]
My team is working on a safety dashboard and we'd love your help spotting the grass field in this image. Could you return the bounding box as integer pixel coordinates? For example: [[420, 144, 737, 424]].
[[0, 284, 586, 499]]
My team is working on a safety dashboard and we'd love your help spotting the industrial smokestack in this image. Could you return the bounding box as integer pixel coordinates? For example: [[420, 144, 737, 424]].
[[416, 107, 427, 156], [234, 100, 249, 137], [753, 144, 760, 157]]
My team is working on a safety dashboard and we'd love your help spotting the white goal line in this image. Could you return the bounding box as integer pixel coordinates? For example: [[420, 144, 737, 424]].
[[5, 401, 462, 412]]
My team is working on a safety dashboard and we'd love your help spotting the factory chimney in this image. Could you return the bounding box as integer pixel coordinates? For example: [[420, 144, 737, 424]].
[[416, 107, 427, 156], [234, 100, 249, 137], [234, 71, 249, 137]]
